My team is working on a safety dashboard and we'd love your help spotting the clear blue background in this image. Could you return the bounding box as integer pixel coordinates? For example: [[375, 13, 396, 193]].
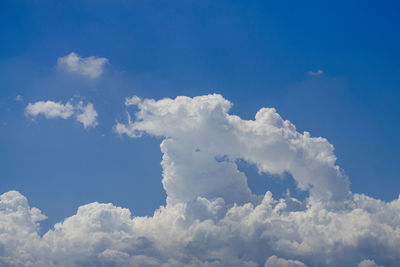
[[1, 0, 399, 233]]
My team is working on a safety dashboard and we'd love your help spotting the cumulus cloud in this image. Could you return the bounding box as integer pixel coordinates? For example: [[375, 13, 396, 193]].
[[2, 94, 399, 266], [0, 191, 46, 266], [57, 52, 108, 79], [25, 100, 98, 128], [115, 94, 350, 206]]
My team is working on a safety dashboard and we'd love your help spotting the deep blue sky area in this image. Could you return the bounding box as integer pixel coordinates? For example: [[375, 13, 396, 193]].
[[1, 0, 399, 233]]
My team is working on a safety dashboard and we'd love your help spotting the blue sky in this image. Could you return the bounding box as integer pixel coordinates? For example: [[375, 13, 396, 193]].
[[0, 2, 400, 264]]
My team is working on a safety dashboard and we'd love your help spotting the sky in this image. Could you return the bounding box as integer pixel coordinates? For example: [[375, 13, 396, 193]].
[[1, 1, 400, 266]]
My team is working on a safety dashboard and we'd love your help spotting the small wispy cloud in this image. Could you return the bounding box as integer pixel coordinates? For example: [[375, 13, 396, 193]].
[[57, 52, 108, 79], [308, 69, 324, 76], [15, 95, 23, 102]]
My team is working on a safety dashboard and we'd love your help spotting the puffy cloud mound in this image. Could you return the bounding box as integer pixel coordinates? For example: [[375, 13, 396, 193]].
[[57, 52, 108, 79], [0, 191, 46, 266], [25, 100, 98, 128], [2, 94, 400, 266], [116, 94, 350, 207]]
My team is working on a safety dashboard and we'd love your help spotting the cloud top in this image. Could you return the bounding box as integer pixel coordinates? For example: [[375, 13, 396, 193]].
[[57, 52, 108, 79], [25, 100, 98, 128]]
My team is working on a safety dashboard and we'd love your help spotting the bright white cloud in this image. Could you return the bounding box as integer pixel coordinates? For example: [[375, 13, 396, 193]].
[[25, 100, 98, 128], [57, 52, 108, 79], [2, 94, 399, 266], [0, 191, 46, 266], [115, 94, 350, 207]]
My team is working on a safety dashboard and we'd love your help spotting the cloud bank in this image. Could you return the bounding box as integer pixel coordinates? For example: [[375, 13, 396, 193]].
[[57, 52, 108, 79], [25, 100, 98, 128], [2, 94, 400, 266]]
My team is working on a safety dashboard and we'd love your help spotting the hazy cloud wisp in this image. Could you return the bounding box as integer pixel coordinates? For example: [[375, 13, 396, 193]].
[[307, 69, 324, 76]]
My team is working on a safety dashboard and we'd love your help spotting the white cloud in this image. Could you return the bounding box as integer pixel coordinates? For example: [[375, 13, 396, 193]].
[[2, 94, 399, 266], [57, 52, 108, 79], [115, 94, 350, 207], [25, 100, 74, 119], [76, 102, 98, 128], [307, 69, 324, 76], [0, 191, 46, 266], [25, 100, 98, 128]]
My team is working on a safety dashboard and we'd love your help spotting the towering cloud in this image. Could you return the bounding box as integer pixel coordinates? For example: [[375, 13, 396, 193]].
[[57, 52, 108, 79], [116, 94, 350, 207], [2, 94, 399, 266], [25, 100, 98, 128]]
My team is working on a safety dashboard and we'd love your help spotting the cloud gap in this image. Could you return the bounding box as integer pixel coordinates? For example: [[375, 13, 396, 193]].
[[236, 159, 309, 202]]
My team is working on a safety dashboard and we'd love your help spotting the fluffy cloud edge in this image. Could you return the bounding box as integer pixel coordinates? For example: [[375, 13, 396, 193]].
[[1, 189, 398, 266]]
